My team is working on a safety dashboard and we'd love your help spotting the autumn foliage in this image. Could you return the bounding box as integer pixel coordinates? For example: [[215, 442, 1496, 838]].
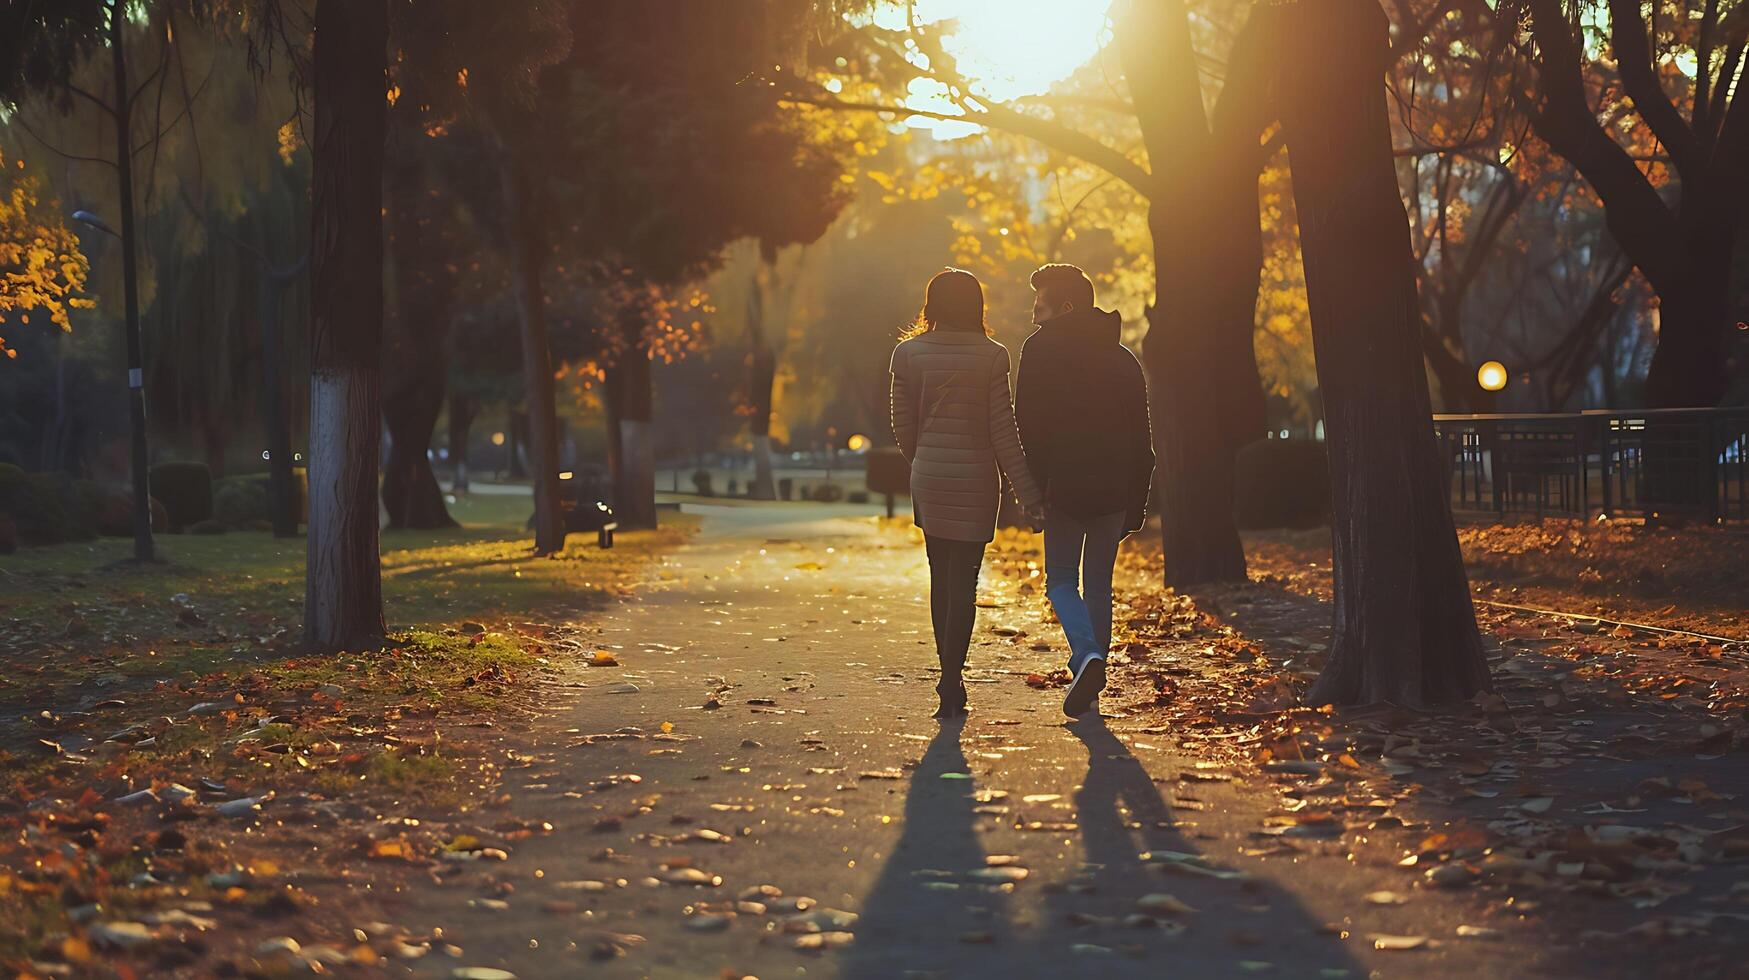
[[0, 151, 91, 359]]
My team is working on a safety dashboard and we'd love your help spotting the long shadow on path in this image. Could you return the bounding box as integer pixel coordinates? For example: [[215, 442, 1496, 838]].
[[1016, 716, 1367, 977], [841, 718, 1016, 979], [844, 714, 1365, 978]]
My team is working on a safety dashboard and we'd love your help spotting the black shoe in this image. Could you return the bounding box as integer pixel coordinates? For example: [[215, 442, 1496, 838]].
[[933, 680, 968, 719], [1062, 656, 1106, 718]]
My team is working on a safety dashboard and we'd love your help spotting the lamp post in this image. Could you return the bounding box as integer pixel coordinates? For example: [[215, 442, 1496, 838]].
[[73, 206, 153, 563]]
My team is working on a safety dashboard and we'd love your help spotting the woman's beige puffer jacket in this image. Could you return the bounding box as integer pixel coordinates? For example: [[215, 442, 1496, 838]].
[[890, 330, 1042, 542]]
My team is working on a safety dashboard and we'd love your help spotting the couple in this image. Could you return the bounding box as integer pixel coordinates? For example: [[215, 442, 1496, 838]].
[[890, 264, 1154, 721]]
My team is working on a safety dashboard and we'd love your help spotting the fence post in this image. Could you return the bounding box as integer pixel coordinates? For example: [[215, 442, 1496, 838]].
[[1484, 419, 1504, 516], [1574, 415, 1587, 517], [1704, 412, 1720, 524]]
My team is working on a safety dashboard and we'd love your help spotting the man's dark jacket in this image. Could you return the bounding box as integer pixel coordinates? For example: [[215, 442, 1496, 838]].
[[1014, 307, 1155, 531]]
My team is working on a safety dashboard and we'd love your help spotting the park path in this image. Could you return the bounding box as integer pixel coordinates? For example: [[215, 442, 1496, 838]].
[[386, 504, 1569, 979]]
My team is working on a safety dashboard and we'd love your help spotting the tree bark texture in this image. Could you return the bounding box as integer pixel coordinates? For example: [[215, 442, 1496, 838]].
[[382, 150, 457, 530], [448, 392, 477, 493], [304, 0, 388, 652], [1116, 0, 1276, 587], [501, 156, 567, 555], [605, 335, 658, 530], [1278, 0, 1490, 707]]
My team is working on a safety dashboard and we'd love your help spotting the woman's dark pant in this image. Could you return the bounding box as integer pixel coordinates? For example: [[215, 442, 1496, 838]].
[[925, 535, 986, 686]]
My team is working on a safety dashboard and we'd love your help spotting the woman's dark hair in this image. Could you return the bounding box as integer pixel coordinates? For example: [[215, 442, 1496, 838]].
[[901, 268, 989, 339]]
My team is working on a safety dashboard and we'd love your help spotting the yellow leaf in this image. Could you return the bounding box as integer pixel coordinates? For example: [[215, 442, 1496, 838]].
[[370, 840, 408, 859], [61, 936, 93, 964]]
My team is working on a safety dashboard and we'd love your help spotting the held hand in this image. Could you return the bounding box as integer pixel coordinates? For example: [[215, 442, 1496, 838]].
[[1024, 505, 1047, 532]]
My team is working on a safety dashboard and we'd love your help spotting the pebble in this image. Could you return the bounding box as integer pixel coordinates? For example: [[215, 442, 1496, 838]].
[[90, 921, 154, 949], [684, 912, 735, 932]]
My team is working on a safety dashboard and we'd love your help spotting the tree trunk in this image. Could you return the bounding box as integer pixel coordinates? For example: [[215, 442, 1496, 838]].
[[1642, 240, 1734, 408], [1520, 0, 1743, 408], [500, 157, 566, 555], [603, 389, 623, 493], [1278, 0, 1489, 707], [260, 265, 298, 537], [1117, 0, 1269, 587], [748, 343, 778, 500], [201, 415, 228, 477], [381, 153, 456, 530], [1423, 329, 1486, 414], [304, 0, 387, 652], [448, 392, 476, 493], [605, 338, 657, 529], [507, 409, 529, 478], [110, 4, 154, 563], [1639, 276, 1731, 518], [382, 380, 452, 527]]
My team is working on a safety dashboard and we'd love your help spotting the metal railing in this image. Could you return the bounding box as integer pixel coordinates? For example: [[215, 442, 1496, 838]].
[[1431, 408, 1749, 523]]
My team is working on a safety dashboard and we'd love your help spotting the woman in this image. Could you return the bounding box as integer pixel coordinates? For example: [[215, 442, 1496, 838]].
[[890, 269, 1043, 719]]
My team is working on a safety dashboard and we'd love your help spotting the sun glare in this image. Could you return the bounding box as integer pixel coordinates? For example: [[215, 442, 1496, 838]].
[[875, 0, 1110, 138]]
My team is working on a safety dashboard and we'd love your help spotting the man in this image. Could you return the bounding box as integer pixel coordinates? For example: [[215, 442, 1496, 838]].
[[1015, 264, 1155, 718]]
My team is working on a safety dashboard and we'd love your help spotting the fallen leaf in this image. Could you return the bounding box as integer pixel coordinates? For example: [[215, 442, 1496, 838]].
[[1371, 934, 1429, 951]]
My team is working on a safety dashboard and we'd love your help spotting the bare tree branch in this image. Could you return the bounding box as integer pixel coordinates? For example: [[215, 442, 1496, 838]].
[[10, 113, 115, 170], [1607, 0, 1701, 182], [775, 92, 1153, 195], [1522, 0, 1683, 290], [64, 83, 116, 119]]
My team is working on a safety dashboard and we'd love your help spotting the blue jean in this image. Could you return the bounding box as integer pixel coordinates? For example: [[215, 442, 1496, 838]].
[[1044, 510, 1126, 674]]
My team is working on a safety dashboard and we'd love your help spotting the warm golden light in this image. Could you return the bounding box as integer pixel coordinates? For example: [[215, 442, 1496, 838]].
[[847, 433, 870, 452], [491, 431, 506, 446], [875, 1, 1108, 137], [1477, 360, 1508, 392]]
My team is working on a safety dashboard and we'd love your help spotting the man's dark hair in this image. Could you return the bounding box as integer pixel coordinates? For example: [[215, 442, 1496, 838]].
[[1029, 263, 1095, 310]]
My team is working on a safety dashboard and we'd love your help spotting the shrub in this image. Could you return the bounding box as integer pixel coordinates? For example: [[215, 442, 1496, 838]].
[[33, 472, 97, 541], [189, 518, 228, 535], [95, 487, 169, 536], [691, 469, 714, 496], [68, 480, 106, 541], [213, 475, 270, 527], [1233, 437, 1331, 530], [811, 483, 844, 503], [149, 461, 213, 531], [0, 463, 69, 545]]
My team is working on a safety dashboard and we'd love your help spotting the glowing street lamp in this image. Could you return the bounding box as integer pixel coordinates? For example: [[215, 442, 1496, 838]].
[[847, 433, 870, 452], [1477, 360, 1508, 392]]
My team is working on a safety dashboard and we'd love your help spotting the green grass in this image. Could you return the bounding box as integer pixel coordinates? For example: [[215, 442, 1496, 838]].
[[367, 748, 457, 786], [0, 493, 695, 714], [114, 645, 237, 677], [1, 493, 694, 630], [0, 492, 690, 960]]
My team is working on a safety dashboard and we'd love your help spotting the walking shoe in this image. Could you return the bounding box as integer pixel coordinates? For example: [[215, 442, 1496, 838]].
[[1062, 654, 1106, 718], [933, 677, 968, 720]]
